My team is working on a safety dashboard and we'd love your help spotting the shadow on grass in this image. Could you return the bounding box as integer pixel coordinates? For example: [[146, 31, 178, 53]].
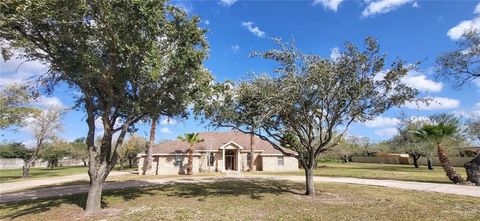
[[0, 179, 301, 220], [160, 179, 301, 200]]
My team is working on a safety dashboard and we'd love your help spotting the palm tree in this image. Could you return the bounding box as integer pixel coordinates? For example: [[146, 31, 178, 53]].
[[142, 115, 158, 175], [247, 128, 255, 172], [178, 133, 204, 175], [413, 123, 464, 184]]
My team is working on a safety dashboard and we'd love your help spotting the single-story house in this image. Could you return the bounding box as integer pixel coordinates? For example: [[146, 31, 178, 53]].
[[137, 131, 298, 175]]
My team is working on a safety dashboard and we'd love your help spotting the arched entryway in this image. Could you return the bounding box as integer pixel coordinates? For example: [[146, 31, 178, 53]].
[[220, 141, 243, 172], [224, 149, 236, 170]]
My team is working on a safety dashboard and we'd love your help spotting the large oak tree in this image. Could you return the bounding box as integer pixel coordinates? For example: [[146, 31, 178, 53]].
[[1, 0, 212, 213], [203, 38, 419, 196]]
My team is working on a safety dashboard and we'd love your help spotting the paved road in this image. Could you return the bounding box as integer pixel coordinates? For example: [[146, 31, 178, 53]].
[[249, 175, 480, 197], [0, 175, 478, 203]]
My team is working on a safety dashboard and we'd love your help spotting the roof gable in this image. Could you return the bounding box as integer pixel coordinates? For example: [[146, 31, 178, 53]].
[[150, 130, 294, 155], [219, 141, 244, 150]]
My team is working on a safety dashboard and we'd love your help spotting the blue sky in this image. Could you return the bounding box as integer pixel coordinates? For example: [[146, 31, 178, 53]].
[[1, 0, 479, 145]]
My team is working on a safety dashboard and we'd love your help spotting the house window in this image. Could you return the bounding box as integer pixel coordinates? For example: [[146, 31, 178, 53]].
[[209, 153, 215, 166], [247, 153, 252, 164], [174, 154, 183, 167], [277, 156, 284, 166]]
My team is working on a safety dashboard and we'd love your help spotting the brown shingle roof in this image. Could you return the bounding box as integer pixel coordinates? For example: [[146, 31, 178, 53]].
[[151, 130, 294, 155]]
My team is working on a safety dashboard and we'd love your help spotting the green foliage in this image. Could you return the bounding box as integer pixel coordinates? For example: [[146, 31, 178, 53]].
[[436, 29, 480, 87], [0, 84, 38, 129], [0, 142, 32, 159], [389, 116, 434, 158], [119, 134, 147, 168], [38, 141, 73, 168], [177, 133, 204, 145], [1, 2, 213, 209], [69, 137, 88, 165], [204, 37, 419, 171], [465, 116, 480, 143], [411, 114, 463, 146]]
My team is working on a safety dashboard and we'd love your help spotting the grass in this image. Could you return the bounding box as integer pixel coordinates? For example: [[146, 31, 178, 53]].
[[0, 166, 136, 184], [253, 162, 467, 183], [0, 166, 88, 183], [0, 180, 479, 221]]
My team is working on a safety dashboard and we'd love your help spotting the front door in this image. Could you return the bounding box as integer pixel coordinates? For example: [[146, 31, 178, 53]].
[[225, 150, 235, 170]]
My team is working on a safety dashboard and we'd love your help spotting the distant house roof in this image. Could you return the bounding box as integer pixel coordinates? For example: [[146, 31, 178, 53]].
[[151, 130, 294, 155]]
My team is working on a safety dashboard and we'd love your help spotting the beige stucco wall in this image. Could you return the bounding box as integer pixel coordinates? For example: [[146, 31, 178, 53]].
[[138, 152, 297, 174], [138, 155, 202, 175], [238, 152, 261, 171], [260, 155, 298, 172], [198, 151, 223, 173]]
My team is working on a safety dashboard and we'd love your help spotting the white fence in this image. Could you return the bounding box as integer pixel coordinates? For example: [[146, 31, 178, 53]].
[[0, 158, 84, 169]]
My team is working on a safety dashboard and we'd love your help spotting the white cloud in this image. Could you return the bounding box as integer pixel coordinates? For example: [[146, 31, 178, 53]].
[[231, 45, 240, 53], [374, 69, 443, 92], [364, 116, 400, 128], [412, 2, 419, 8], [0, 54, 48, 86], [172, 1, 193, 13], [447, 17, 480, 40], [374, 128, 398, 137], [220, 0, 237, 6], [36, 96, 65, 109], [313, 0, 344, 12], [160, 118, 176, 125], [473, 78, 480, 88], [160, 127, 172, 134], [447, 3, 480, 40], [241, 22, 265, 38], [409, 116, 431, 124], [404, 97, 460, 110], [402, 70, 443, 92], [204, 20, 210, 25], [362, 0, 413, 18], [330, 47, 340, 61]]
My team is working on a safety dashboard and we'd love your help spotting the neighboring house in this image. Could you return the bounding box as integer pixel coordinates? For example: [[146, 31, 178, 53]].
[[137, 131, 298, 175]]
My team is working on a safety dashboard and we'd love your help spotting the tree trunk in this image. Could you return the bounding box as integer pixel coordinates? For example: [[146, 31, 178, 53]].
[[464, 155, 480, 186], [304, 167, 315, 196], [82, 158, 87, 167], [22, 155, 38, 178], [411, 153, 420, 168], [427, 156, 433, 170], [22, 141, 42, 178], [142, 116, 157, 175], [187, 144, 193, 175], [413, 157, 419, 168], [437, 144, 463, 184], [85, 176, 104, 215], [248, 130, 254, 172]]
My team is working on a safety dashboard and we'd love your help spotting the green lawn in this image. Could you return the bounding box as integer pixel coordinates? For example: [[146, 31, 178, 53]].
[[0, 166, 137, 184], [0, 166, 88, 183], [0, 180, 479, 221], [253, 162, 467, 183]]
